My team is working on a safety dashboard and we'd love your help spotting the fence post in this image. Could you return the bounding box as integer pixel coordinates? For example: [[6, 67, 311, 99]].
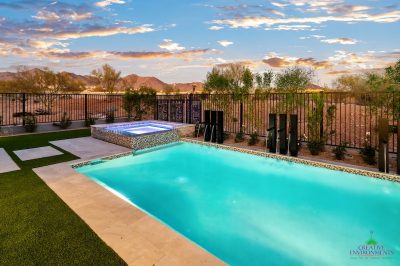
[[22, 93, 26, 126], [240, 100, 243, 132], [397, 121, 400, 175], [319, 91, 324, 139], [84, 94, 88, 121], [154, 98, 158, 120], [188, 93, 193, 124]]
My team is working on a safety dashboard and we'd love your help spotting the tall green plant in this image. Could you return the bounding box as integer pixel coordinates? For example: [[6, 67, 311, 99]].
[[123, 86, 156, 121], [123, 88, 135, 120], [307, 93, 336, 155]]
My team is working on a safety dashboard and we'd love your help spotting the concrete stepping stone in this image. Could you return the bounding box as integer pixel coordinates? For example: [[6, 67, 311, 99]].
[[0, 148, 20, 173], [13, 146, 63, 161], [50, 137, 130, 159]]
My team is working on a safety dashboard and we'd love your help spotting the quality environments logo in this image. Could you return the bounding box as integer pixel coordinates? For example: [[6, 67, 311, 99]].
[[350, 231, 394, 259]]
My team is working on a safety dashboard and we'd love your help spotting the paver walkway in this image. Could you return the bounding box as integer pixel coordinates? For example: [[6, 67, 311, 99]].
[[50, 137, 130, 159], [13, 146, 63, 161], [0, 148, 20, 173]]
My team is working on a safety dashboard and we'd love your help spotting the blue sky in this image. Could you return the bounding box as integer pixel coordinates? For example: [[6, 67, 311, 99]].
[[0, 0, 399, 85]]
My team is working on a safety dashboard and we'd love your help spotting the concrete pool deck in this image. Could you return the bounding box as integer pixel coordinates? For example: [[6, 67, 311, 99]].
[[33, 137, 223, 265]]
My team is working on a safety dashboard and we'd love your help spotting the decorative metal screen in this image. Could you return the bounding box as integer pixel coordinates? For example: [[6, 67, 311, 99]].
[[170, 100, 184, 122], [157, 100, 169, 121], [191, 100, 202, 124]]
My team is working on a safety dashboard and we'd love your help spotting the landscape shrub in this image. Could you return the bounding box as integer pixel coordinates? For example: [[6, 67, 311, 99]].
[[223, 132, 230, 140], [360, 135, 376, 165], [59, 112, 72, 129], [106, 109, 115, 123], [84, 115, 96, 127], [248, 131, 259, 146], [234, 129, 245, 143], [332, 142, 348, 160], [24, 115, 37, 132], [307, 140, 325, 155]]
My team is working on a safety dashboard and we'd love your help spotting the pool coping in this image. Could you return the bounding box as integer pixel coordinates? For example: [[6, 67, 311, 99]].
[[70, 139, 399, 183], [182, 138, 400, 183], [34, 154, 224, 265]]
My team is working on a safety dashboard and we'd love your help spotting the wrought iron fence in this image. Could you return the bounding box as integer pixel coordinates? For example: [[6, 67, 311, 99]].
[[0, 92, 398, 153]]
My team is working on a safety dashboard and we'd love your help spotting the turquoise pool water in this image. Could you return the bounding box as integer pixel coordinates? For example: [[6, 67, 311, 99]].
[[77, 142, 400, 266]]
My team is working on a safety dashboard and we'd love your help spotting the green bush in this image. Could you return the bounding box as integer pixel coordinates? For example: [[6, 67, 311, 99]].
[[106, 109, 115, 124], [59, 112, 72, 129], [332, 143, 347, 160], [123, 86, 156, 121], [24, 115, 37, 132], [84, 115, 96, 127], [307, 140, 324, 155], [223, 132, 230, 140], [234, 130, 245, 143], [360, 141, 376, 165], [248, 131, 259, 146]]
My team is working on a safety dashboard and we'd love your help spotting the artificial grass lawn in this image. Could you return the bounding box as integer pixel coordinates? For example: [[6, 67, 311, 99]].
[[0, 129, 126, 265]]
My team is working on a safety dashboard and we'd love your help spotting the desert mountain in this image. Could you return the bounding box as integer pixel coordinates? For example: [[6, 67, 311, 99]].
[[0, 69, 202, 93]]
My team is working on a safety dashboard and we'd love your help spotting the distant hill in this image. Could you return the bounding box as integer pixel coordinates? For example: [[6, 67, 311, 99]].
[[0, 69, 323, 93], [0, 69, 203, 93]]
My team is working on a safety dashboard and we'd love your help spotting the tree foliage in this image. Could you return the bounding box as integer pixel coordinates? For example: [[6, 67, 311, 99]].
[[334, 59, 400, 117], [204, 63, 254, 98], [2, 67, 84, 113], [275, 67, 314, 93], [385, 59, 400, 88], [254, 70, 274, 94], [91, 64, 121, 95]]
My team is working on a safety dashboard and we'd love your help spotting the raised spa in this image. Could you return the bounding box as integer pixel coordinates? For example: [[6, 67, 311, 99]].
[[91, 121, 194, 150]]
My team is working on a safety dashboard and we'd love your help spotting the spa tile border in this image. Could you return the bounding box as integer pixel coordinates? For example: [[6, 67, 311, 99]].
[[182, 138, 400, 183], [70, 142, 182, 169], [71, 151, 132, 168]]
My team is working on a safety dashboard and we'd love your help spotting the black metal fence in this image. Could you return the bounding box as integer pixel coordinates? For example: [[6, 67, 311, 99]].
[[0, 92, 398, 153]]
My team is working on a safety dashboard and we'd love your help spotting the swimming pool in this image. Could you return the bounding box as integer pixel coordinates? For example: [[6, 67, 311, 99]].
[[76, 142, 400, 266]]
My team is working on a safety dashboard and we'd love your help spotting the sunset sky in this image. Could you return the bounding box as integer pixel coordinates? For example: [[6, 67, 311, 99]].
[[0, 0, 399, 85]]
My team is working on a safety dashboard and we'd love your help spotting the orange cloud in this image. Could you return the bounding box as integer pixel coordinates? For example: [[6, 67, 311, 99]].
[[33, 10, 93, 21], [211, 10, 400, 28], [263, 55, 332, 69], [40, 49, 211, 60], [46, 25, 155, 40], [326, 70, 352, 75]]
